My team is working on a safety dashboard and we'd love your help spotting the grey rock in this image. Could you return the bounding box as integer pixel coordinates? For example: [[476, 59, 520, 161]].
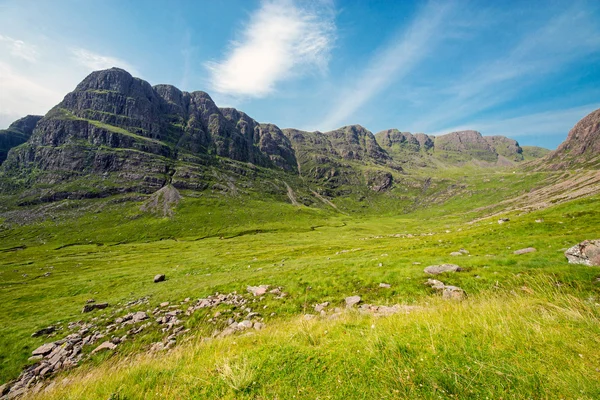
[[423, 264, 462, 275], [378, 283, 391, 288], [565, 240, 600, 266], [82, 302, 108, 313], [314, 302, 330, 312], [345, 296, 361, 307], [247, 285, 269, 296], [91, 341, 117, 354], [442, 286, 466, 300], [253, 322, 265, 330], [131, 311, 148, 323], [154, 274, 166, 283], [450, 252, 463, 256], [238, 320, 253, 329], [424, 279, 445, 290], [32, 343, 56, 356], [31, 326, 56, 337], [513, 247, 536, 255]]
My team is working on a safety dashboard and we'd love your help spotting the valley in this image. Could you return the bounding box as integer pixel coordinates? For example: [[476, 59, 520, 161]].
[[0, 68, 599, 399]]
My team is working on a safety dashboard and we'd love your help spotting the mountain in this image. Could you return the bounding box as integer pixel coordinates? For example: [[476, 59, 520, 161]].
[[543, 108, 600, 169], [0, 68, 552, 205], [0, 68, 303, 200], [281, 125, 397, 195], [0, 115, 42, 164], [375, 129, 528, 167]]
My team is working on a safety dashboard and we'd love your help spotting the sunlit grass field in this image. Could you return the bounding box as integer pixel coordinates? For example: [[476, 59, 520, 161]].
[[1, 169, 599, 398]]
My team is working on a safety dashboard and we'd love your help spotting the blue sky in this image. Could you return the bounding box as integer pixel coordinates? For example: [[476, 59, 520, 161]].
[[1, 0, 599, 149]]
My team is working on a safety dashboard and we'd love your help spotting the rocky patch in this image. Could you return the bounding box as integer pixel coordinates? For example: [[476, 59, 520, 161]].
[[425, 279, 466, 300]]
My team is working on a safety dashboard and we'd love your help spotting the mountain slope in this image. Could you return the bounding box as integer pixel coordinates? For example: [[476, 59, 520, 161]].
[[375, 129, 531, 167], [543, 107, 600, 169]]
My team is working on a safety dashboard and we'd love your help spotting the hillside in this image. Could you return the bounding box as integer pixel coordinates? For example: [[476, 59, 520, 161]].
[[543, 108, 600, 169], [375, 129, 528, 168]]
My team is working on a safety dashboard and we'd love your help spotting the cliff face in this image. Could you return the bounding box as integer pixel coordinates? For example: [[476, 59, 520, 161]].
[[1, 68, 300, 194], [544, 108, 600, 169]]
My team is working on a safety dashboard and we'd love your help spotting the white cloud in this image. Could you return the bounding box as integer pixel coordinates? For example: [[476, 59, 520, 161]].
[[205, 0, 335, 97], [319, 1, 454, 130], [71, 48, 137, 75], [0, 34, 38, 62]]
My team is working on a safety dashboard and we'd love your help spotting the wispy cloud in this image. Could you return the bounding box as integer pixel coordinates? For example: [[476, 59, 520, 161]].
[[406, 4, 600, 133], [71, 48, 137, 75], [319, 1, 455, 130], [205, 0, 335, 98], [0, 34, 38, 62]]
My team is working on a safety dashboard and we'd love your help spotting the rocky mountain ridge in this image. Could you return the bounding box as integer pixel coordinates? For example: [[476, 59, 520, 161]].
[[0, 68, 566, 204], [375, 129, 528, 167]]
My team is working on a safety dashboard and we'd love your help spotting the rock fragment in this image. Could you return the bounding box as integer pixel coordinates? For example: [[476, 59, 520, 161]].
[[154, 274, 166, 283], [423, 264, 462, 275], [247, 285, 269, 296], [31, 326, 56, 337], [81, 303, 108, 313], [345, 296, 361, 307], [513, 247, 536, 255], [91, 341, 117, 355]]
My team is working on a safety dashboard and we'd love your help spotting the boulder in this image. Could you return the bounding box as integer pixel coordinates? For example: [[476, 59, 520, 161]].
[[442, 286, 466, 300], [32, 343, 56, 356], [345, 296, 361, 307], [425, 279, 466, 300], [378, 283, 391, 288], [131, 311, 148, 323], [424, 279, 445, 290], [565, 240, 600, 266], [513, 247, 536, 255], [154, 274, 166, 283], [423, 264, 462, 275], [82, 302, 108, 313], [247, 285, 269, 296], [31, 326, 56, 337], [91, 341, 117, 354]]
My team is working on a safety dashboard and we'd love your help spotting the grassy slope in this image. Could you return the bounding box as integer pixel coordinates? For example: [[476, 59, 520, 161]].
[[1, 169, 599, 398]]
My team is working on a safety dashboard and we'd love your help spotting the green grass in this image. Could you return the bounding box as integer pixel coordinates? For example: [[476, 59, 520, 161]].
[[1, 170, 599, 398]]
